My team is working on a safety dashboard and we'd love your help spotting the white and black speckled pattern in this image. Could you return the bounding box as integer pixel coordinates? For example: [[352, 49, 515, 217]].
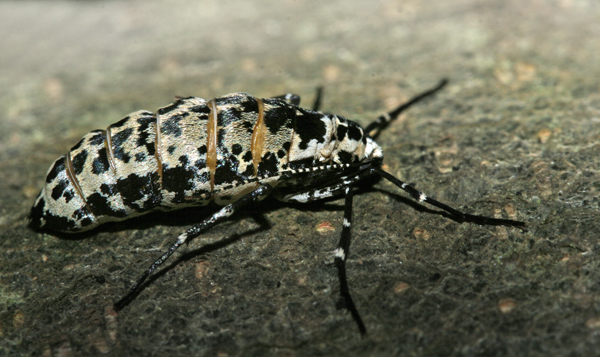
[[30, 92, 383, 232]]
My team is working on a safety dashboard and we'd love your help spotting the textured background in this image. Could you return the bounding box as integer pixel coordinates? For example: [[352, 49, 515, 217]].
[[2, 0, 600, 356]]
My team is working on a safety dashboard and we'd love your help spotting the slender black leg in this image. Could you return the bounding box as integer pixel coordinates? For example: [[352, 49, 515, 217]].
[[365, 79, 448, 139], [312, 86, 323, 111], [374, 168, 526, 229], [334, 186, 367, 336], [114, 185, 272, 310]]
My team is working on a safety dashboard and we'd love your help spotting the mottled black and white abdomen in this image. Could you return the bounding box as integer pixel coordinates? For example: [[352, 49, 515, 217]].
[[30, 92, 380, 232], [30, 110, 165, 232]]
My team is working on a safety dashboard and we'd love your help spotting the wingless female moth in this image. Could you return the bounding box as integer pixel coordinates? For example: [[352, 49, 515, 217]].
[[30, 79, 525, 335]]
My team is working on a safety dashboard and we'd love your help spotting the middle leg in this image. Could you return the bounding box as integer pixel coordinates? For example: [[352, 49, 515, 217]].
[[334, 185, 367, 335]]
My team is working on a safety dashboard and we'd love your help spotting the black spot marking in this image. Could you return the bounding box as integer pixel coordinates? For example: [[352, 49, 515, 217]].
[[193, 158, 207, 173], [162, 156, 196, 196], [217, 128, 227, 144], [100, 183, 118, 196], [41, 211, 76, 232], [69, 207, 94, 230], [143, 173, 164, 210], [277, 149, 286, 158], [87, 192, 128, 217], [100, 183, 115, 196], [137, 114, 154, 126], [337, 151, 353, 164], [63, 190, 74, 203], [80, 217, 94, 228], [242, 151, 253, 163], [117, 173, 161, 211], [189, 105, 211, 114], [217, 94, 255, 108], [136, 115, 156, 156], [157, 101, 181, 115], [135, 152, 146, 162], [72, 207, 91, 221], [231, 144, 243, 156], [215, 156, 242, 186], [264, 100, 295, 135], [243, 164, 255, 177], [336, 125, 348, 142], [110, 116, 130, 129], [167, 145, 176, 155], [217, 95, 259, 127], [46, 157, 66, 184], [28, 196, 46, 230], [347, 123, 363, 141], [51, 180, 69, 201], [237, 96, 259, 113], [112, 128, 134, 163], [162, 167, 195, 203], [92, 148, 111, 175], [257, 152, 279, 177], [241, 120, 255, 132], [282, 141, 291, 152], [71, 150, 88, 175], [161, 113, 188, 137], [88, 131, 106, 146], [70, 137, 86, 152], [294, 109, 327, 150], [198, 145, 207, 155]]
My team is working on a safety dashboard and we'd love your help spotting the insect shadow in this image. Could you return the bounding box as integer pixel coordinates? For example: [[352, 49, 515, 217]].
[[113, 210, 273, 307], [97, 182, 476, 311], [41, 203, 272, 240]]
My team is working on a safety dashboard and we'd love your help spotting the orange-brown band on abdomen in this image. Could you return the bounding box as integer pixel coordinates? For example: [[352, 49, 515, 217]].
[[206, 99, 218, 191], [65, 152, 93, 215], [153, 114, 164, 186], [250, 98, 265, 178], [103, 128, 118, 174]]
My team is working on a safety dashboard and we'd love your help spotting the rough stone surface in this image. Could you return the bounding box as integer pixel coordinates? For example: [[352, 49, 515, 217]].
[[2, 1, 600, 356]]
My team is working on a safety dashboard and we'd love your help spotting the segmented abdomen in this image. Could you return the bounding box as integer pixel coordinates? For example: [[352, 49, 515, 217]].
[[30, 93, 332, 232]]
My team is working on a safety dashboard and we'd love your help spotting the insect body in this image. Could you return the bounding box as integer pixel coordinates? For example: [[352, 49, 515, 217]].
[[30, 80, 525, 335], [30, 92, 377, 232]]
